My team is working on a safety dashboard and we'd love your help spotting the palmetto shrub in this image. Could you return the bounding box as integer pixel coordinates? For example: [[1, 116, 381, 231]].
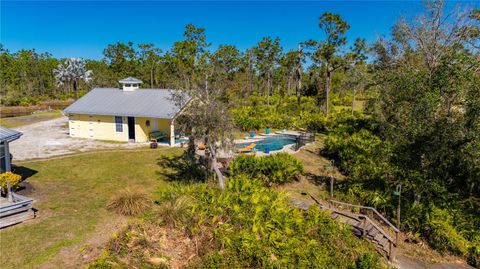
[[154, 176, 380, 268], [108, 188, 152, 216], [230, 153, 304, 184]]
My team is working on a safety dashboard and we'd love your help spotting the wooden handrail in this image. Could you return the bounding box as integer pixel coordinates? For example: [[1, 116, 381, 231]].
[[317, 201, 397, 260], [359, 215, 395, 246], [317, 204, 397, 260], [321, 205, 396, 246], [329, 200, 399, 233], [319, 205, 361, 221]]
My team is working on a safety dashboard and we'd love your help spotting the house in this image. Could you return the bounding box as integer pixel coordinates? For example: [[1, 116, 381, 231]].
[[0, 127, 22, 173], [63, 77, 189, 146]]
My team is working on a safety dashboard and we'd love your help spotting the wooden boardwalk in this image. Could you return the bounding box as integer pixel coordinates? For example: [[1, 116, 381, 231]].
[[0, 193, 35, 228]]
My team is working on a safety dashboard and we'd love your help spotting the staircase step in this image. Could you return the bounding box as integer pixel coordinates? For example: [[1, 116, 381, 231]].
[[368, 229, 380, 237], [312, 203, 396, 261], [373, 233, 385, 242], [378, 238, 390, 249]]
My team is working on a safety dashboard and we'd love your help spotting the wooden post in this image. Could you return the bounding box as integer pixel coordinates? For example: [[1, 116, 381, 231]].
[[169, 120, 175, 147], [4, 141, 11, 172], [7, 182, 13, 203], [389, 240, 393, 261], [362, 217, 367, 237], [396, 185, 402, 230], [330, 176, 334, 199]]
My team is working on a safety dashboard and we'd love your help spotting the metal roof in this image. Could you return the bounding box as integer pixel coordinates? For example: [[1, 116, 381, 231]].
[[63, 88, 189, 119], [0, 126, 22, 142], [118, 77, 142, 84]]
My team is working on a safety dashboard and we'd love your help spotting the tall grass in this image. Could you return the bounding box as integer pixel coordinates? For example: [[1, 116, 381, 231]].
[[108, 188, 152, 216]]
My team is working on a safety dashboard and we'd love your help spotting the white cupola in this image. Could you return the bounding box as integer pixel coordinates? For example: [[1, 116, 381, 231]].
[[119, 77, 142, 91]]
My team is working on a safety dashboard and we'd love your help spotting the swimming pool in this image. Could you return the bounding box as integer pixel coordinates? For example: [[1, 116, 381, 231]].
[[237, 135, 296, 152]]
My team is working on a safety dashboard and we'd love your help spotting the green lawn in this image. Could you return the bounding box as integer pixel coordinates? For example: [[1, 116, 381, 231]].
[[0, 110, 63, 128], [0, 147, 183, 269]]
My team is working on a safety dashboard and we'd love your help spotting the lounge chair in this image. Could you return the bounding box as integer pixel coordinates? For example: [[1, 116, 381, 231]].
[[238, 143, 256, 153]]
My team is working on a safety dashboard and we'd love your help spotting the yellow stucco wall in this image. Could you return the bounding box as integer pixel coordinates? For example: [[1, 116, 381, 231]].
[[68, 114, 173, 143]]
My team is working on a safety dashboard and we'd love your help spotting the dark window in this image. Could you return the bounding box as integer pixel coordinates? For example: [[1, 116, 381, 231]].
[[115, 116, 123, 132]]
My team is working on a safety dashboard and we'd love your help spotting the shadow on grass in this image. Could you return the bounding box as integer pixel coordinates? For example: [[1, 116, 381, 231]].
[[156, 153, 207, 183], [12, 165, 38, 180], [11, 165, 38, 195]]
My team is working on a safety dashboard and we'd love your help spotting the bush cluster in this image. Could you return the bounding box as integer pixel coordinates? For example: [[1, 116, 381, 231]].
[[0, 172, 22, 192], [231, 95, 330, 132], [156, 177, 381, 268], [230, 153, 304, 185], [403, 204, 480, 265]]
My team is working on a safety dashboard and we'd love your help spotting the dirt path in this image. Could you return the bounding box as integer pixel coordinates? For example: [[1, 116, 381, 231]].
[[9, 116, 149, 161], [395, 255, 474, 269]]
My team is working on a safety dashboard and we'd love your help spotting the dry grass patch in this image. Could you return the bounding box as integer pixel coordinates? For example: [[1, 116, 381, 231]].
[[89, 222, 197, 269]]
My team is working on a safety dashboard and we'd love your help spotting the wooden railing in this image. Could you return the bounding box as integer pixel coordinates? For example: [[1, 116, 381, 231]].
[[319, 203, 397, 260], [359, 215, 396, 260], [329, 200, 399, 245]]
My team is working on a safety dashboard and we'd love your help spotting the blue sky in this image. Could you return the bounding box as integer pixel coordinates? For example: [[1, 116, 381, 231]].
[[1, 1, 478, 59]]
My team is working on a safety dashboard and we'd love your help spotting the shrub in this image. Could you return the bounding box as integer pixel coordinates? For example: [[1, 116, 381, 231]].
[[231, 95, 329, 131], [404, 204, 470, 256], [468, 241, 480, 268], [424, 206, 470, 255], [154, 194, 193, 227], [230, 153, 304, 184], [107, 188, 152, 216], [353, 253, 380, 269], [299, 111, 329, 132], [0, 172, 22, 191], [324, 129, 391, 181], [231, 106, 265, 131], [156, 177, 380, 268]]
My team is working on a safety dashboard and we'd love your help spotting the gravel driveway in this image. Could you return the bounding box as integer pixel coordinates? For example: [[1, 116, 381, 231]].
[[9, 116, 148, 161]]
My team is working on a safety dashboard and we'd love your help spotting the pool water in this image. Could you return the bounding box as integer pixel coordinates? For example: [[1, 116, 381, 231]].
[[237, 135, 296, 152]]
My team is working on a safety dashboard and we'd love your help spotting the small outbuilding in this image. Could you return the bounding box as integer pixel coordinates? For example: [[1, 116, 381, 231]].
[[0, 127, 22, 173], [64, 77, 189, 146]]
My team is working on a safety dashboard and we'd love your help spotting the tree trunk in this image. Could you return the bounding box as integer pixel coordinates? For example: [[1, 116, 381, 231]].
[[325, 66, 331, 116], [212, 155, 225, 190], [267, 71, 271, 106], [287, 71, 291, 96], [209, 146, 225, 189], [150, 65, 154, 88], [73, 79, 78, 100], [351, 89, 356, 115], [295, 45, 302, 106]]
